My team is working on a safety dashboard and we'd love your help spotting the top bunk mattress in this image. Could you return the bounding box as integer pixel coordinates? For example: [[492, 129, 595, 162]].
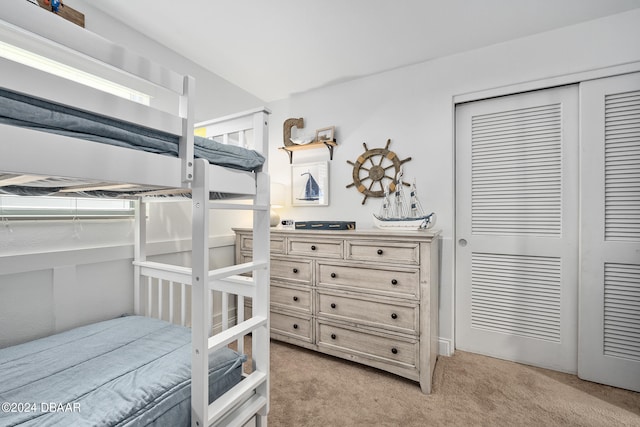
[[0, 315, 247, 427], [0, 88, 265, 172]]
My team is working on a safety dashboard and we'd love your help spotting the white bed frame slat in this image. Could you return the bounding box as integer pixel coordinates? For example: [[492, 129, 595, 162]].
[[207, 165, 258, 196], [208, 261, 268, 280], [208, 372, 268, 426], [181, 283, 187, 327], [169, 281, 175, 324], [211, 275, 255, 298], [147, 276, 152, 317], [196, 113, 255, 137], [158, 280, 164, 320], [208, 316, 268, 354], [134, 261, 191, 284], [134, 201, 146, 319], [221, 292, 229, 331]]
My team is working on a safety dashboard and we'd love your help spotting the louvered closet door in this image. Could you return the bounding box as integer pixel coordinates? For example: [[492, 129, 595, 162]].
[[579, 72, 640, 392], [455, 85, 579, 373]]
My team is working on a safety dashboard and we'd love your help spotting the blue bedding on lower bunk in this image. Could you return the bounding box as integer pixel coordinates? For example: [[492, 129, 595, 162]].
[[0, 88, 265, 172], [0, 316, 246, 427]]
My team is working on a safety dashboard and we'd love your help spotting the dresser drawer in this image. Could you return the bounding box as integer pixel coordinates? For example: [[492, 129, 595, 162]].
[[271, 310, 313, 343], [272, 283, 312, 314], [287, 237, 344, 259], [346, 240, 419, 265], [272, 257, 312, 283], [317, 291, 418, 334], [317, 321, 417, 369], [318, 263, 419, 298], [241, 253, 312, 284], [239, 234, 285, 254]]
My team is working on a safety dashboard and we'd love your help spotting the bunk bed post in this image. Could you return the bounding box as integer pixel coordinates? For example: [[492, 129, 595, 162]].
[[180, 76, 196, 184], [253, 171, 271, 424], [191, 158, 210, 427], [133, 199, 146, 315], [253, 110, 270, 173]]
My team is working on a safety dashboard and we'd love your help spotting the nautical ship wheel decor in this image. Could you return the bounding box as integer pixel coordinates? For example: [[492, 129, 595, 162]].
[[346, 139, 411, 204]]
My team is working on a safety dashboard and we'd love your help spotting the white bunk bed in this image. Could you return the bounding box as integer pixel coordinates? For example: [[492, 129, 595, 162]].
[[0, 4, 270, 427]]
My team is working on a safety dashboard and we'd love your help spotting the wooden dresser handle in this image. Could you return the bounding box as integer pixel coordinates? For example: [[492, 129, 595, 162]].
[[293, 324, 298, 329], [331, 333, 337, 340], [391, 347, 398, 354], [311, 245, 317, 251], [377, 249, 383, 255], [391, 279, 398, 285], [391, 313, 398, 319], [330, 303, 336, 309], [293, 268, 298, 273], [293, 296, 298, 302], [331, 273, 336, 278]]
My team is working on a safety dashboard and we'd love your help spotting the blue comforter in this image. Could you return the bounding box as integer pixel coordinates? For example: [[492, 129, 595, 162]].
[[0, 316, 246, 426]]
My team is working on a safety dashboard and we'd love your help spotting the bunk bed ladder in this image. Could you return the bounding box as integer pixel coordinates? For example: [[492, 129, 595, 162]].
[[192, 159, 270, 427]]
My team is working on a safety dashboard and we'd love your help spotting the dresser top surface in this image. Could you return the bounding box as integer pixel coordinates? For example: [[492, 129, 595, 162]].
[[233, 227, 441, 241]]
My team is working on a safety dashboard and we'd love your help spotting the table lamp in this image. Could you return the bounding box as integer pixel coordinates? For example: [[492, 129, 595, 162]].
[[270, 182, 286, 227]]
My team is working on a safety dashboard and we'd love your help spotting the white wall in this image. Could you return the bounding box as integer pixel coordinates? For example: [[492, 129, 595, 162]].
[[67, 0, 265, 122], [266, 9, 640, 353]]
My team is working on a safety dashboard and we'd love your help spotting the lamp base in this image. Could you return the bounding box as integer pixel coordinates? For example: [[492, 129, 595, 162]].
[[270, 210, 280, 227]]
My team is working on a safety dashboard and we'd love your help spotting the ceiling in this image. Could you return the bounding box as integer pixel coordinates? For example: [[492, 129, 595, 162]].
[[77, 0, 640, 102]]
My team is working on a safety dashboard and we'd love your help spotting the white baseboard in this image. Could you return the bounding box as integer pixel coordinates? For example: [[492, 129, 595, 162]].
[[439, 338, 453, 357]]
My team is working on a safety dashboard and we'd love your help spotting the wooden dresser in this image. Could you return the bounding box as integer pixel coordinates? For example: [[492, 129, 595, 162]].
[[233, 228, 440, 393]]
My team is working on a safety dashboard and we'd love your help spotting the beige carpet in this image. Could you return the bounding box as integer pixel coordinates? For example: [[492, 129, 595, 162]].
[[265, 340, 640, 427]]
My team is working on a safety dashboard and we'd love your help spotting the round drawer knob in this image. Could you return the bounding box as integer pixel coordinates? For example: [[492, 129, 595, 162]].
[[330, 303, 336, 309], [391, 313, 398, 319], [391, 279, 398, 285], [377, 249, 383, 255], [293, 296, 299, 302], [311, 245, 317, 251], [293, 324, 299, 329], [293, 268, 298, 274], [331, 273, 336, 278], [391, 347, 398, 354], [331, 333, 337, 340]]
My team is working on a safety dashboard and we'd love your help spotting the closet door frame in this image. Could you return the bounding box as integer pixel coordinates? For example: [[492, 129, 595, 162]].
[[451, 61, 640, 351]]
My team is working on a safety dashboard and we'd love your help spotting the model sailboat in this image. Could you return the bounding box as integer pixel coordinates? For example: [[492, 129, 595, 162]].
[[373, 169, 435, 230]]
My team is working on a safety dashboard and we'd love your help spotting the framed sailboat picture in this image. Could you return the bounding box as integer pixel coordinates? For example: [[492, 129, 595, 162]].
[[291, 161, 329, 206]]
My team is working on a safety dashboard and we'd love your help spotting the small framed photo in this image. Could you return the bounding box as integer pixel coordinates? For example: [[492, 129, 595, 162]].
[[315, 126, 335, 142], [291, 161, 329, 206]]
